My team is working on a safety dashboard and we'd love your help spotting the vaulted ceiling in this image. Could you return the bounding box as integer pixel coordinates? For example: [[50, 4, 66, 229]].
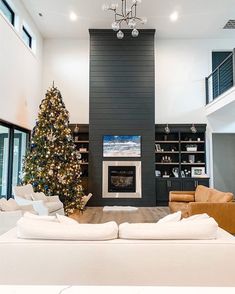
[[22, 0, 235, 39]]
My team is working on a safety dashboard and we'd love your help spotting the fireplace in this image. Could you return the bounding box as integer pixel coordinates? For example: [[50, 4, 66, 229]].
[[108, 166, 136, 193], [102, 161, 141, 198]]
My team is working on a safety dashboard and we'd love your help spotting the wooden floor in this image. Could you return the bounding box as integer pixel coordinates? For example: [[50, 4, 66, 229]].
[[70, 207, 170, 224]]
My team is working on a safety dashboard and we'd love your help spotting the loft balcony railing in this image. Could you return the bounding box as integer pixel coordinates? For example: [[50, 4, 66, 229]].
[[205, 49, 235, 105]]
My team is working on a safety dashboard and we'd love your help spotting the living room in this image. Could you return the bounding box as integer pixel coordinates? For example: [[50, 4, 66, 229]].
[[1, 0, 235, 292]]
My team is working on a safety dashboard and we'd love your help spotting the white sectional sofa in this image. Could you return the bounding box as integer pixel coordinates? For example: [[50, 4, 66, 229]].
[[0, 223, 235, 286]]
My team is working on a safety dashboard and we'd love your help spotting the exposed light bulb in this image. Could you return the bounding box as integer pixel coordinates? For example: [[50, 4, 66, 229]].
[[117, 30, 124, 39], [132, 28, 139, 37], [112, 21, 119, 31], [69, 11, 78, 21], [128, 19, 136, 29], [170, 11, 179, 22]]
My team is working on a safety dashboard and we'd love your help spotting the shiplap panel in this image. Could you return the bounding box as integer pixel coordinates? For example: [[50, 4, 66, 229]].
[[89, 29, 156, 206]]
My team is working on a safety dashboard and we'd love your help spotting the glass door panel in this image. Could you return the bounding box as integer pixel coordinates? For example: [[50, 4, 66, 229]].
[[0, 125, 10, 198], [12, 130, 28, 190]]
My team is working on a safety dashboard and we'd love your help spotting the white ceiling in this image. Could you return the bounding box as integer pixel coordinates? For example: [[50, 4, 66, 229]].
[[21, 0, 235, 39]]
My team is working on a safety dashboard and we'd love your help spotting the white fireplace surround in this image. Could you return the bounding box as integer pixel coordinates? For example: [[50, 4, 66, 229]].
[[102, 161, 142, 198]]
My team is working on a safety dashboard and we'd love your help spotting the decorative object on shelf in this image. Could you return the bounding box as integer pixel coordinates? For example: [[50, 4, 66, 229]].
[[102, 0, 147, 39], [155, 144, 161, 152], [73, 125, 80, 142], [197, 137, 201, 141], [181, 171, 185, 178], [191, 167, 206, 178], [190, 124, 197, 134], [186, 144, 197, 152], [164, 124, 170, 134], [162, 171, 170, 178], [188, 154, 195, 163], [155, 170, 161, 177], [79, 148, 87, 152], [172, 167, 179, 178], [161, 156, 172, 163]]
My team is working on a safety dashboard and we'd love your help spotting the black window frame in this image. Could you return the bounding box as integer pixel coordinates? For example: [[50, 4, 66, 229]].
[[0, 119, 30, 199], [0, 0, 15, 26], [22, 26, 32, 49]]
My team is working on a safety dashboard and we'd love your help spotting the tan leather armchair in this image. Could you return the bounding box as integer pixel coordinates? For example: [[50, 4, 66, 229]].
[[169, 185, 235, 234]]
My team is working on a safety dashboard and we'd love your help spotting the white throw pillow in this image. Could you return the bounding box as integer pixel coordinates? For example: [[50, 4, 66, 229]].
[[24, 212, 57, 221], [17, 218, 118, 240], [157, 211, 181, 224], [56, 214, 78, 225], [119, 218, 218, 240], [0, 198, 20, 211], [181, 213, 210, 222]]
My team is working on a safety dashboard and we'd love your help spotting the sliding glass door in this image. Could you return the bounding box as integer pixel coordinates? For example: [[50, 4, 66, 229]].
[[0, 121, 29, 199]]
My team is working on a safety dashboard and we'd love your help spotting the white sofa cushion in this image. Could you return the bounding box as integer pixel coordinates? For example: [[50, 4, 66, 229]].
[[17, 218, 118, 240], [23, 212, 57, 221], [56, 214, 78, 225], [46, 201, 63, 213], [0, 198, 20, 211], [119, 218, 218, 240], [157, 211, 181, 224]]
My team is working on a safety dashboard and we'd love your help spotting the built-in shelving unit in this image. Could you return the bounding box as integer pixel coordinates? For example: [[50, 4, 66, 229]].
[[155, 124, 209, 205], [69, 124, 89, 194]]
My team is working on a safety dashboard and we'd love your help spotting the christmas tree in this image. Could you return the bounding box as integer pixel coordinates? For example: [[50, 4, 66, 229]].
[[23, 85, 84, 215]]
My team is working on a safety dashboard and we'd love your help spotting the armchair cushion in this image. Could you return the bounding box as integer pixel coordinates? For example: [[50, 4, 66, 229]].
[[170, 193, 195, 202], [0, 198, 20, 211], [195, 185, 234, 203]]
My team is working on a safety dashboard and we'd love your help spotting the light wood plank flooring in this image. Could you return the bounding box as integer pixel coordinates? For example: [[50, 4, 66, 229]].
[[70, 207, 170, 224]]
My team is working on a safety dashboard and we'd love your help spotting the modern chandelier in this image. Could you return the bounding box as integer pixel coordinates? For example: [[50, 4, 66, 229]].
[[102, 0, 147, 39]]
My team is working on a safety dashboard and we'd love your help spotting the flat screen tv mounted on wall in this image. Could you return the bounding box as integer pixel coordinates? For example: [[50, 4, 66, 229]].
[[103, 135, 141, 157]]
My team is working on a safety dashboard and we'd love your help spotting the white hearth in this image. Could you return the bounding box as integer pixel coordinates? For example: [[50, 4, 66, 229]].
[[102, 161, 142, 198]]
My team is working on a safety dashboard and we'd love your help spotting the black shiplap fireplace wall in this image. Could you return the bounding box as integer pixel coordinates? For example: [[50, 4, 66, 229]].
[[89, 29, 156, 206]]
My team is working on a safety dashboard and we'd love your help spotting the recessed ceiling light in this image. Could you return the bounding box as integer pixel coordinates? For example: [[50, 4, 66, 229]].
[[170, 11, 179, 22], [69, 12, 78, 22]]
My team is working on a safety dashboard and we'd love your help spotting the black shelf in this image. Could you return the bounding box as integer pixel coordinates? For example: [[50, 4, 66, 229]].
[[69, 124, 89, 194]]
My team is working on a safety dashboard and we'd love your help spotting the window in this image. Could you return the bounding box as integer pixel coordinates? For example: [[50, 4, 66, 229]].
[[22, 26, 32, 49], [0, 0, 15, 25], [0, 121, 29, 199]]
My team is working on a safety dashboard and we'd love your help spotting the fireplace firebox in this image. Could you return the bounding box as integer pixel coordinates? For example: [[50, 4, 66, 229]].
[[108, 166, 136, 193], [102, 161, 141, 198]]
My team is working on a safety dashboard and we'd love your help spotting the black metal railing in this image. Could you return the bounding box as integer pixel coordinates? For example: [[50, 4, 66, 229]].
[[205, 49, 235, 104]]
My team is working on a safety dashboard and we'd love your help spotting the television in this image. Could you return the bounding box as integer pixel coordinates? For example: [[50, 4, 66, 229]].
[[103, 135, 141, 157]]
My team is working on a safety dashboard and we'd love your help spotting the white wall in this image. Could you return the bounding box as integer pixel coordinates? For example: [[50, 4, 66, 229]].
[[0, 0, 43, 129], [42, 37, 235, 125], [42, 39, 89, 124], [155, 38, 235, 124]]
